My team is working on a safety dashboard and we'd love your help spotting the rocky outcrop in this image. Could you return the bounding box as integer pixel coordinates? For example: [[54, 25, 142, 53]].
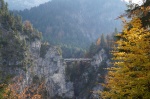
[[0, 2, 74, 98], [1, 36, 109, 99], [91, 49, 108, 67], [26, 40, 74, 98], [65, 48, 109, 99], [90, 49, 109, 99], [1, 38, 74, 98]]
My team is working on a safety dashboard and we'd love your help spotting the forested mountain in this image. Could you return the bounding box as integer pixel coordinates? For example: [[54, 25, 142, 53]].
[[5, 0, 50, 10], [16, 0, 126, 49], [0, 0, 45, 98], [1, 0, 149, 98], [0, 1, 112, 98]]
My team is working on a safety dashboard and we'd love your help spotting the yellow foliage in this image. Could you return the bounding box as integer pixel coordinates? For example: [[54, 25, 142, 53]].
[[96, 37, 101, 46], [101, 17, 150, 98], [1, 76, 45, 99]]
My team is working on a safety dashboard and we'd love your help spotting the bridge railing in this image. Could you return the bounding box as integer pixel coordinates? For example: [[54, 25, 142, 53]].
[[64, 58, 92, 62]]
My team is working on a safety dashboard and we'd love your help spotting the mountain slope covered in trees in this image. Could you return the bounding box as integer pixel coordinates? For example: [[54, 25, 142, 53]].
[[0, 0, 46, 98], [16, 0, 126, 49], [0, 1, 112, 98], [5, 0, 50, 10]]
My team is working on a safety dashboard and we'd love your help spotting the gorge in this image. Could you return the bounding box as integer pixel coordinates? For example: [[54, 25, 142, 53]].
[[0, 0, 123, 99]]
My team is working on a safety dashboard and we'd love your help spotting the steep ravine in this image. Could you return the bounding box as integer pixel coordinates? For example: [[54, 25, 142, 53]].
[[1, 35, 110, 98], [65, 49, 109, 99], [23, 40, 110, 99], [0, 30, 109, 98], [0, 1, 110, 98]]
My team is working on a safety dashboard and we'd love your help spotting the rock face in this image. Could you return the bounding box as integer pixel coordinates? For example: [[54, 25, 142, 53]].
[[91, 49, 108, 66], [91, 49, 109, 99], [65, 48, 109, 99], [26, 40, 74, 98], [1, 36, 109, 99], [4, 39, 74, 98], [90, 49, 109, 99], [1, 34, 108, 99], [0, 1, 74, 97]]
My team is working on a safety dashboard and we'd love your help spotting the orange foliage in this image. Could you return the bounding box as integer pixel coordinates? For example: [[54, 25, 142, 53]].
[[3, 75, 45, 99], [24, 20, 33, 31], [96, 37, 101, 46]]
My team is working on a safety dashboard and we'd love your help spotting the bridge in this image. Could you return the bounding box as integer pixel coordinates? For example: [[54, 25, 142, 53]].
[[64, 58, 92, 62]]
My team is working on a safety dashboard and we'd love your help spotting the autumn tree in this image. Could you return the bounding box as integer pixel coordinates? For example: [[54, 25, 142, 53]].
[[101, 17, 150, 98], [101, 1, 150, 98], [23, 20, 33, 31], [126, 0, 150, 27], [2, 75, 45, 99], [106, 28, 119, 51], [96, 37, 101, 46]]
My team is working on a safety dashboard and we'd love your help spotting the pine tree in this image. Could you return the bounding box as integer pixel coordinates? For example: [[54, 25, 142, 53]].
[[100, 33, 106, 48], [88, 42, 97, 57], [101, 17, 150, 98]]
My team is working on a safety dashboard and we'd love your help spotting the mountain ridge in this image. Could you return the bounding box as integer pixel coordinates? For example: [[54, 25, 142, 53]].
[[15, 0, 126, 49], [5, 0, 51, 10]]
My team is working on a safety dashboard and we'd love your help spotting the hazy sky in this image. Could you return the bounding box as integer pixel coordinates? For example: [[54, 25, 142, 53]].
[[123, 0, 143, 5]]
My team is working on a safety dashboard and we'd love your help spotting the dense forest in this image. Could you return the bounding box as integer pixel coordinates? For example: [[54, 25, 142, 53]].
[[0, 0, 44, 98], [5, 0, 50, 10], [15, 0, 125, 49]]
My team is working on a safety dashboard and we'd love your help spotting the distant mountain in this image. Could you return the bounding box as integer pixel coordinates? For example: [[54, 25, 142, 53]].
[[5, 0, 50, 10], [16, 0, 126, 48]]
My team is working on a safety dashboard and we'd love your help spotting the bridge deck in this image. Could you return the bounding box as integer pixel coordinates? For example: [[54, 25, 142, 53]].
[[64, 58, 92, 62]]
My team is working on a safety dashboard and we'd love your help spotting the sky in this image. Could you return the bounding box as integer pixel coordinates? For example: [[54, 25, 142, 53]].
[[122, 0, 143, 5]]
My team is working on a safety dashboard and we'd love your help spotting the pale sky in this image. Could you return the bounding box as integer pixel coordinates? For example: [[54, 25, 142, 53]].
[[123, 0, 144, 5]]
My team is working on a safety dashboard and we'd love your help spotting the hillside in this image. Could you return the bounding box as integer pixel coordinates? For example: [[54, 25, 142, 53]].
[[1, 0, 149, 98], [0, 1, 111, 98], [16, 0, 126, 49], [5, 0, 50, 10]]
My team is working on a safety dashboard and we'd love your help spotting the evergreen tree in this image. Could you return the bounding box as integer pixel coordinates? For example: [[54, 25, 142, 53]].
[[106, 34, 111, 51], [88, 42, 98, 57], [100, 33, 106, 49]]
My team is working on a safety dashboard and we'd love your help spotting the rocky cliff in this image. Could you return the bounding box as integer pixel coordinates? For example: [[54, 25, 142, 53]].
[[0, 3, 73, 98], [0, 1, 110, 98], [0, 28, 109, 99], [27, 42, 110, 99], [28, 41, 74, 98], [10, 38, 74, 99], [65, 48, 110, 99]]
